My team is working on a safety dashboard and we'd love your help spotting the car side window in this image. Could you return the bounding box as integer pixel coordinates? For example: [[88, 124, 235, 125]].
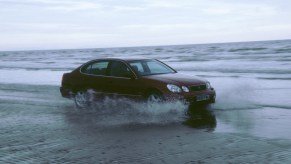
[[81, 61, 109, 76], [130, 62, 145, 74], [109, 61, 133, 78]]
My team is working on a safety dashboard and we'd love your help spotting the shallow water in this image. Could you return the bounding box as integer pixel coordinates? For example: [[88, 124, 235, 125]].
[[1, 40, 291, 163]]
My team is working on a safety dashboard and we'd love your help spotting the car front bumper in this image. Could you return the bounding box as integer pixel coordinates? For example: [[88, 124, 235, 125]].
[[163, 89, 216, 104]]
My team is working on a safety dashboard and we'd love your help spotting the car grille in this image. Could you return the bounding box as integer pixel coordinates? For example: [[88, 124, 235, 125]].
[[189, 84, 206, 92]]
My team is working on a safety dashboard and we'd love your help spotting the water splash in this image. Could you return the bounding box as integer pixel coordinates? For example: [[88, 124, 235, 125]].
[[72, 91, 189, 126], [212, 78, 259, 110]]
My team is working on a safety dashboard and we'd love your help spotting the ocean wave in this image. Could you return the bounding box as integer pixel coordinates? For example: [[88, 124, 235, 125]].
[[256, 104, 291, 110], [274, 48, 291, 53], [228, 47, 268, 52]]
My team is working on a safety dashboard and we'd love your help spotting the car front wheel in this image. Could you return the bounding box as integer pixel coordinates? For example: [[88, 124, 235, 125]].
[[147, 91, 163, 104]]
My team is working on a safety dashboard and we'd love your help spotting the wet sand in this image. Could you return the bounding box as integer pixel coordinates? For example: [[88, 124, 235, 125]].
[[1, 84, 291, 163]]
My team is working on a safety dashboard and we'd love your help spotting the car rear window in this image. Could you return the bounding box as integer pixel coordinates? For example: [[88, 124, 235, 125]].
[[81, 61, 109, 75]]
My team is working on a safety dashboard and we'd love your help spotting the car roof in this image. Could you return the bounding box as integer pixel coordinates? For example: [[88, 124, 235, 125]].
[[92, 56, 153, 62]]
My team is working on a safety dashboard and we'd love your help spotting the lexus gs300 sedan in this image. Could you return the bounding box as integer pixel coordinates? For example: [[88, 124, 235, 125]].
[[60, 57, 216, 108]]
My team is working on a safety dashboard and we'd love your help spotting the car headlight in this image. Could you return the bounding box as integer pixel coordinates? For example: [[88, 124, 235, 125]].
[[167, 84, 182, 93], [181, 86, 189, 92], [206, 82, 211, 89]]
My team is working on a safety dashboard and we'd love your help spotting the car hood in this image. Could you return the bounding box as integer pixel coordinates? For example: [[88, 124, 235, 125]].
[[143, 73, 207, 86]]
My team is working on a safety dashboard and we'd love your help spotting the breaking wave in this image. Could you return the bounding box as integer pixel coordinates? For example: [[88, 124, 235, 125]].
[[228, 47, 268, 52]]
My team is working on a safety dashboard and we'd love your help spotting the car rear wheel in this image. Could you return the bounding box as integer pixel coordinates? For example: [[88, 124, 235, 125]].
[[74, 90, 91, 109]]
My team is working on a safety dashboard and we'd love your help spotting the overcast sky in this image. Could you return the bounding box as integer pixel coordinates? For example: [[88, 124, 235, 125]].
[[0, 0, 291, 51]]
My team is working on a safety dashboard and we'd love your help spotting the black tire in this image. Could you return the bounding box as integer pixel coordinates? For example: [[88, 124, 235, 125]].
[[74, 90, 91, 109], [146, 91, 163, 104]]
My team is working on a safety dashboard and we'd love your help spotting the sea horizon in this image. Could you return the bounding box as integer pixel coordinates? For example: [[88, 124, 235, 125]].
[[1, 38, 290, 52]]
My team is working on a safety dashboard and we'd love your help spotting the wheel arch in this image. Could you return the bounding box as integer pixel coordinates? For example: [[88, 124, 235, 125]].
[[143, 87, 163, 98]]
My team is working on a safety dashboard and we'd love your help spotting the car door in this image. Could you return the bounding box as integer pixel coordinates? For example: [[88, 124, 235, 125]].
[[106, 60, 143, 98], [79, 60, 110, 93]]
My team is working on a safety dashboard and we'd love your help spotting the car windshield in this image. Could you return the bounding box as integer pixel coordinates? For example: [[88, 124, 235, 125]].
[[129, 59, 176, 76]]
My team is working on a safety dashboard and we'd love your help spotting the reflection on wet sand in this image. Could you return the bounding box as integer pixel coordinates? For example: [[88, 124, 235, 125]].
[[184, 104, 216, 130]]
